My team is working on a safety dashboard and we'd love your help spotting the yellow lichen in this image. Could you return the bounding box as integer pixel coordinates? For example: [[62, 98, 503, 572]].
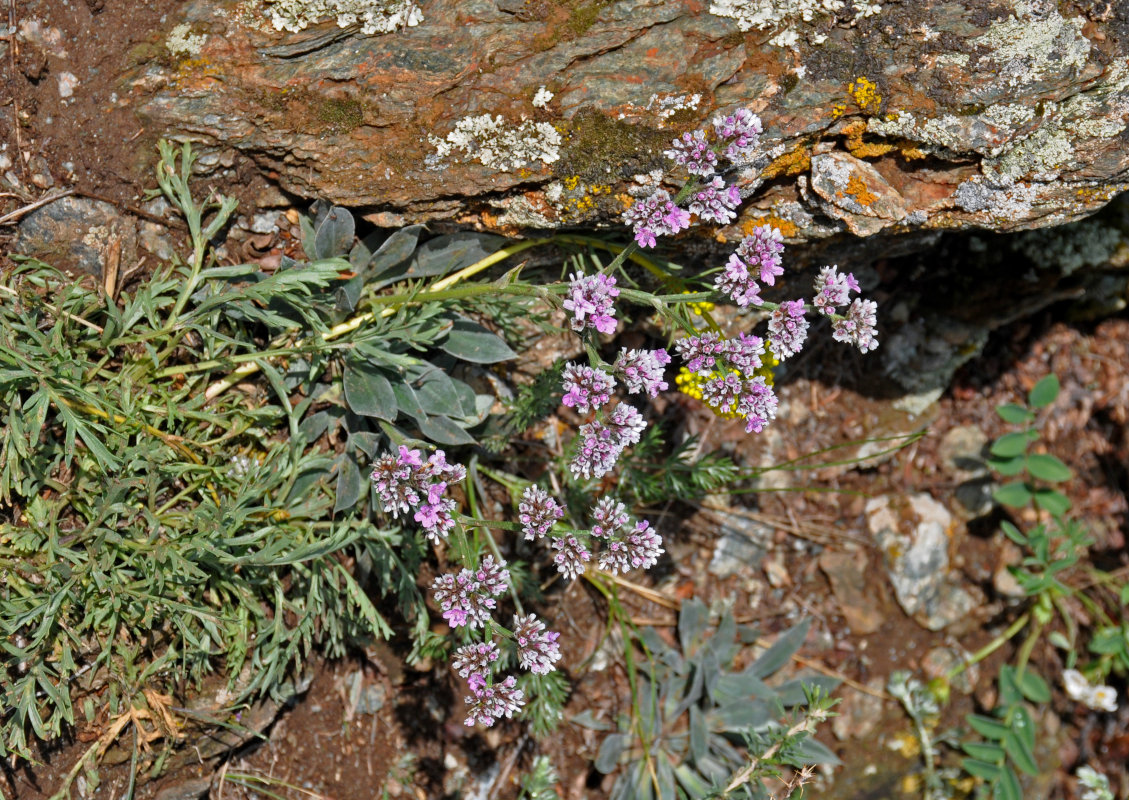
[[849, 76, 882, 115], [844, 174, 878, 207], [742, 216, 798, 239], [761, 145, 811, 179], [831, 102, 848, 119]]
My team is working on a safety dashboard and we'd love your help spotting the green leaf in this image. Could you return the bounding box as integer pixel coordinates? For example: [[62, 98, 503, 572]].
[[990, 432, 1034, 459], [595, 733, 629, 773], [1047, 631, 1071, 651], [415, 368, 466, 419], [312, 206, 356, 261], [390, 382, 426, 423], [416, 414, 475, 446], [371, 231, 504, 289], [998, 765, 1022, 800], [333, 456, 364, 513], [1003, 730, 1038, 776], [678, 598, 708, 655], [1027, 375, 1059, 409], [440, 318, 516, 364], [993, 482, 1032, 508], [962, 758, 1002, 781], [342, 362, 397, 421], [1120, 583, 1129, 606], [987, 455, 1027, 477], [996, 404, 1034, 424], [1000, 521, 1027, 546], [1015, 670, 1051, 704], [1025, 453, 1072, 483], [355, 224, 424, 277], [962, 742, 1005, 762], [749, 618, 810, 679], [967, 714, 1010, 741], [1033, 488, 1071, 516], [688, 705, 707, 763]]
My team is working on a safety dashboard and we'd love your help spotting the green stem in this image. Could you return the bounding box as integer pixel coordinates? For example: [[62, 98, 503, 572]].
[[946, 612, 1031, 682]]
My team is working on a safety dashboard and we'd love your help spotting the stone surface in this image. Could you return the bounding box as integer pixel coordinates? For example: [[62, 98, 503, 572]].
[[705, 505, 771, 578], [16, 196, 136, 276], [128, 1, 1129, 242], [819, 549, 885, 635], [867, 493, 982, 631]]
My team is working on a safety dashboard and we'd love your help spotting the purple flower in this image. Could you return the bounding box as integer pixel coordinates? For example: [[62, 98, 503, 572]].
[[561, 363, 616, 413], [431, 556, 510, 630], [700, 371, 745, 415], [518, 485, 564, 541], [767, 299, 809, 360], [712, 108, 762, 161], [664, 129, 718, 176], [552, 534, 591, 580], [613, 348, 670, 397], [464, 675, 525, 727], [724, 332, 766, 374], [590, 497, 630, 538], [674, 332, 727, 375], [717, 227, 784, 308], [623, 188, 691, 249], [562, 272, 620, 335], [512, 614, 562, 675], [832, 298, 879, 353], [813, 265, 857, 315], [599, 520, 664, 574], [736, 376, 778, 434], [606, 403, 646, 448], [569, 421, 622, 480], [452, 642, 500, 679], [371, 447, 466, 542], [689, 176, 742, 225]]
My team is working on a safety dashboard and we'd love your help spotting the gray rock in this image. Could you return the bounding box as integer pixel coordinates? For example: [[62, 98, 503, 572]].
[[706, 508, 771, 578], [16, 196, 136, 277], [152, 777, 211, 800], [868, 494, 981, 631]]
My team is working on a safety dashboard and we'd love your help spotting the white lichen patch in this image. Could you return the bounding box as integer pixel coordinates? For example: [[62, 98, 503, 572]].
[[645, 93, 702, 118], [532, 86, 554, 109], [708, 0, 879, 49], [954, 177, 1041, 221], [986, 124, 1074, 183], [971, 5, 1090, 91], [167, 23, 207, 57], [262, 0, 423, 35], [428, 115, 561, 172], [1012, 219, 1124, 275]]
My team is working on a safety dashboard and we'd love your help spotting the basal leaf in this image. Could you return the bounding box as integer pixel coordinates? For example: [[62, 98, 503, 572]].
[[595, 733, 629, 773], [334, 456, 364, 513], [749, 618, 810, 679], [313, 206, 355, 261], [440, 318, 516, 364], [417, 414, 475, 446], [342, 362, 397, 421]]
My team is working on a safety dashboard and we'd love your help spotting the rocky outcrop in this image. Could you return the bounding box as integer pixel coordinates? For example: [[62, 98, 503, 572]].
[[132, 0, 1129, 242]]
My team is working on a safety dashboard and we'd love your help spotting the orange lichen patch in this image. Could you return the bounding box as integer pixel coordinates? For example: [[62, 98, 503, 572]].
[[842, 118, 926, 162], [831, 102, 848, 119], [848, 76, 882, 115], [761, 145, 811, 179], [844, 174, 878, 207], [1076, 185, 1127, 203], [742, 215, 798, 239]]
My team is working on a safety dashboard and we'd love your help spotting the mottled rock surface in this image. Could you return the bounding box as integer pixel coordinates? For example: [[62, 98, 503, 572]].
[[133, 0, 1129, 241]]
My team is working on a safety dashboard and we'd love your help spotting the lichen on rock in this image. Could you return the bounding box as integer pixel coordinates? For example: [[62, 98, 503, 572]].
[[261, 0, 422, 34]]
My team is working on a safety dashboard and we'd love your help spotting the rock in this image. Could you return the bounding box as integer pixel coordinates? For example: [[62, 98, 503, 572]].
[[819, 549, 885, 635], [831, 677, 886, 741], [868, 494, 982, 631], [938, 424, 995, 517], [921, 645, 979, 695], [705, 506, 771, 578], [16, 196, 137, 277], [152, 777, 211, 800], [132, 1, 1129, 244]]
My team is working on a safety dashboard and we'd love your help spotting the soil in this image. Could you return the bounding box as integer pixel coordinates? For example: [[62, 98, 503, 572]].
[[2, 3, 1128, 800]]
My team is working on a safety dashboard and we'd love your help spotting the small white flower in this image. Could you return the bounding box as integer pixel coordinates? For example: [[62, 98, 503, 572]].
[[1063, 669, 1119, 712], [1077, 765, 1114, 800], [1089, 685, 1118, 713]]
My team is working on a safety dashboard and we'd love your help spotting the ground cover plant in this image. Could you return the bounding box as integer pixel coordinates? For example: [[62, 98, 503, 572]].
[[0, 106, 892, 797]]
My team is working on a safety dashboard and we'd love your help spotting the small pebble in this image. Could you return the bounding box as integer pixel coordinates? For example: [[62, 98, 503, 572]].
[[57, 71, 78, 98]]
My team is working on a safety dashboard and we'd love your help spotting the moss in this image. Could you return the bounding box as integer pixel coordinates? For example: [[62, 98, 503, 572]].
[[782, 73, 799, 94], [553, 108, 669, 183], [565, 0, 611, 36], [315, 96, 365, 133]]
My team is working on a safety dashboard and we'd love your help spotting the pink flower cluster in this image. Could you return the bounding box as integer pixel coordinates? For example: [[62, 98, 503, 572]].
[[570, 403, 646, 480], [622, 188, 691, 249], [812, 266, 879, 353], [613, 347, 671, 397], [370, 446, 466, 543], [436, 556, 563, 727], [664, 129, 718, 176], [561, 363, 616, 413], [767, 299, 809, 359], [563, 272, 620, 335], [431, 555, 509, 629], [589, 498, 664, 573], [689, 176, 743, 225], [518, 485, 564, 540], [715, 225, 785, 307], [712, 108, 763, 161], [675, 332, 766, 375], [700, 373, 778, 433]]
